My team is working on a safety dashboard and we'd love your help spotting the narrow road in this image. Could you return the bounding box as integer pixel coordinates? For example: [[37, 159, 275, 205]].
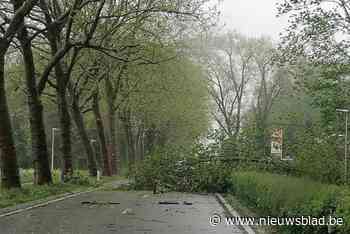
[[0, 189, 244, 234]]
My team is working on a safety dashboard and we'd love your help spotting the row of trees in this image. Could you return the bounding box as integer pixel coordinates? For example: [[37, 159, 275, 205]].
[[0, 0, 217, 189]]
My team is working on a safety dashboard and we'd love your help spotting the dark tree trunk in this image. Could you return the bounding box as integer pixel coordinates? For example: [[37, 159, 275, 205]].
[[105, 78, 118, 175], [235, 94, 242, 139], [45, 20, 73, 180], [56, 81, 73, 179], [93, 92, 112, 176], [0, 0, 39, 189], [17, 28, 52, 185], [0, 54, 21, 189], [70, 95, 97, 176], [48, 40, 73, 179]]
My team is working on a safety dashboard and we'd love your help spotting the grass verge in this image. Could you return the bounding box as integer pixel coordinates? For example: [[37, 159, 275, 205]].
[[0, 173, 123, 209]]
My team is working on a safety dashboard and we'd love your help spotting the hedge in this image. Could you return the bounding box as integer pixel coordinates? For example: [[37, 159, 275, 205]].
[[229, 172, 349, 234]]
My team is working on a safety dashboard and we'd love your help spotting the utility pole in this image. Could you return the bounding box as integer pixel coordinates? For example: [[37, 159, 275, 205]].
[[336, 109, 349, 184], [90, 139, 100, 180]]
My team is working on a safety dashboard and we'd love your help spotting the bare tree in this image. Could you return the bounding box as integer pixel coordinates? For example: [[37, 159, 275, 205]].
[[204, 31, 255, 139]]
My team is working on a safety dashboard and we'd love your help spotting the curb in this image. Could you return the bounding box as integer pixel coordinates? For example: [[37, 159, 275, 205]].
[[0, 180, 129, 218], [215, 193, 256, 234]]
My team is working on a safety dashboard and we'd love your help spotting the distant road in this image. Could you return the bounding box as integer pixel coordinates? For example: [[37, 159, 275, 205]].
[[0, 189, 244, 234]]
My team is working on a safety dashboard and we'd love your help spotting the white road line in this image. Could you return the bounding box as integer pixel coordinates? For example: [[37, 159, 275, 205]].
[[0, 188, 98, 218], [0, 180, 129, 218]]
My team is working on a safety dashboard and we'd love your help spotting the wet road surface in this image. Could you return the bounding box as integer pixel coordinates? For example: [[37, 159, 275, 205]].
[[0, 190, 244, 234]]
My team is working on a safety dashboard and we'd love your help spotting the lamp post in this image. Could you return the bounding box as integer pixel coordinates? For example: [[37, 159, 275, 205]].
[[336, 109, 349, 184], [90, 139, 100, 180], [51, 128, 60, 172]]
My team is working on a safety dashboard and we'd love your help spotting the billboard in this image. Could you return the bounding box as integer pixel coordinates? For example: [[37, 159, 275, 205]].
[[271, 128, 283, 156]]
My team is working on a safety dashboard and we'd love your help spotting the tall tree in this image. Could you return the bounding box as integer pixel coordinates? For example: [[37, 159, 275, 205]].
[[92, 89, 112, 176], [13, 0, 53, 185], [68, 80, 98, 177], [0, 0, 39, 189], [200, 31, 255, 139], [251, 38, 282, 157]]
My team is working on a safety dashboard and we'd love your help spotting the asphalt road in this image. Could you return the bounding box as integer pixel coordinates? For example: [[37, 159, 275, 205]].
[[0, 190, 244, 234]]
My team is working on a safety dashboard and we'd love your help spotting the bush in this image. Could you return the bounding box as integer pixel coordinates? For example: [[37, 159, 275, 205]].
[[292, 130, 343, 184], [229, 171, 344, 234]]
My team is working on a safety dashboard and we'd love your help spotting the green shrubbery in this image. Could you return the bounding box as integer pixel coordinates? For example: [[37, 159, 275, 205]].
[[229, 171, 350, 234], [290, 129, 343, 184]]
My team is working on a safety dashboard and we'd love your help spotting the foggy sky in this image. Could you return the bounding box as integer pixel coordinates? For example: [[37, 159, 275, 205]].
[[219, 0, 289, 41]]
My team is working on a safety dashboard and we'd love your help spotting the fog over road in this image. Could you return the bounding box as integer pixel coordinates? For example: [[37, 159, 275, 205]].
[[0, 190, 244, 234]]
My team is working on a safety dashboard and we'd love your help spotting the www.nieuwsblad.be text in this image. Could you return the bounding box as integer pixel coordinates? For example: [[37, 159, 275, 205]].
[[209, 214, 344, 227]]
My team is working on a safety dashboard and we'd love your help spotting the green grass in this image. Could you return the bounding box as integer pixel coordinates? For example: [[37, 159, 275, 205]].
[[0, 183, 87, 208], [0, 170, 125, 209], [18, 169, 89, 184]]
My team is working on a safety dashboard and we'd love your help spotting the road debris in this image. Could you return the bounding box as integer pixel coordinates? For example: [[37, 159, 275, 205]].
[[183, 201, 193, 205], [158, 201, 193, 205], [81, 201, 120, 205], [122, 208, 135, 215], [158, 201, 180, 205]]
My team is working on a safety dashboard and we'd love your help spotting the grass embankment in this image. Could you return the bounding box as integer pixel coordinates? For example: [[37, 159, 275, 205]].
[[0, 170, 123, 209], [228, 172, 350, 234]]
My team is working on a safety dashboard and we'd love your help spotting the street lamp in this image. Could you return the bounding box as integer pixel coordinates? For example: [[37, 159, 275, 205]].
[[336, 108, 349, 184], [90, 139, 101, 180], [51, 128, 60, 172]]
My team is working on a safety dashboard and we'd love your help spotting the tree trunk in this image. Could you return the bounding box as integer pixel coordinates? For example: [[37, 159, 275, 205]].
[[17, 28, 52, 185], [0, 0, 39, 189], [0, 54, 21, 189], [123, 119, 135, 171], [235, 93, 243, 139], [45, 22, 73, 180], [56, 69, 73, 179], [107, 105, 118, 175], [70, 95, 97, 176], [93, 92, 112, 176], [105, 78, 119, 175]]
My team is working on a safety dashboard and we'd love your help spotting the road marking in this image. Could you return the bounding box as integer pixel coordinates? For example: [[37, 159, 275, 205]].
[[0, 188, 98, 218], [215, 193, 256, 234], [0, 180, 129, 218]]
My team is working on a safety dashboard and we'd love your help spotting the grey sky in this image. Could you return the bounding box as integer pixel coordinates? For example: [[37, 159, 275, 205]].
[[219, 0, 289, 41]]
